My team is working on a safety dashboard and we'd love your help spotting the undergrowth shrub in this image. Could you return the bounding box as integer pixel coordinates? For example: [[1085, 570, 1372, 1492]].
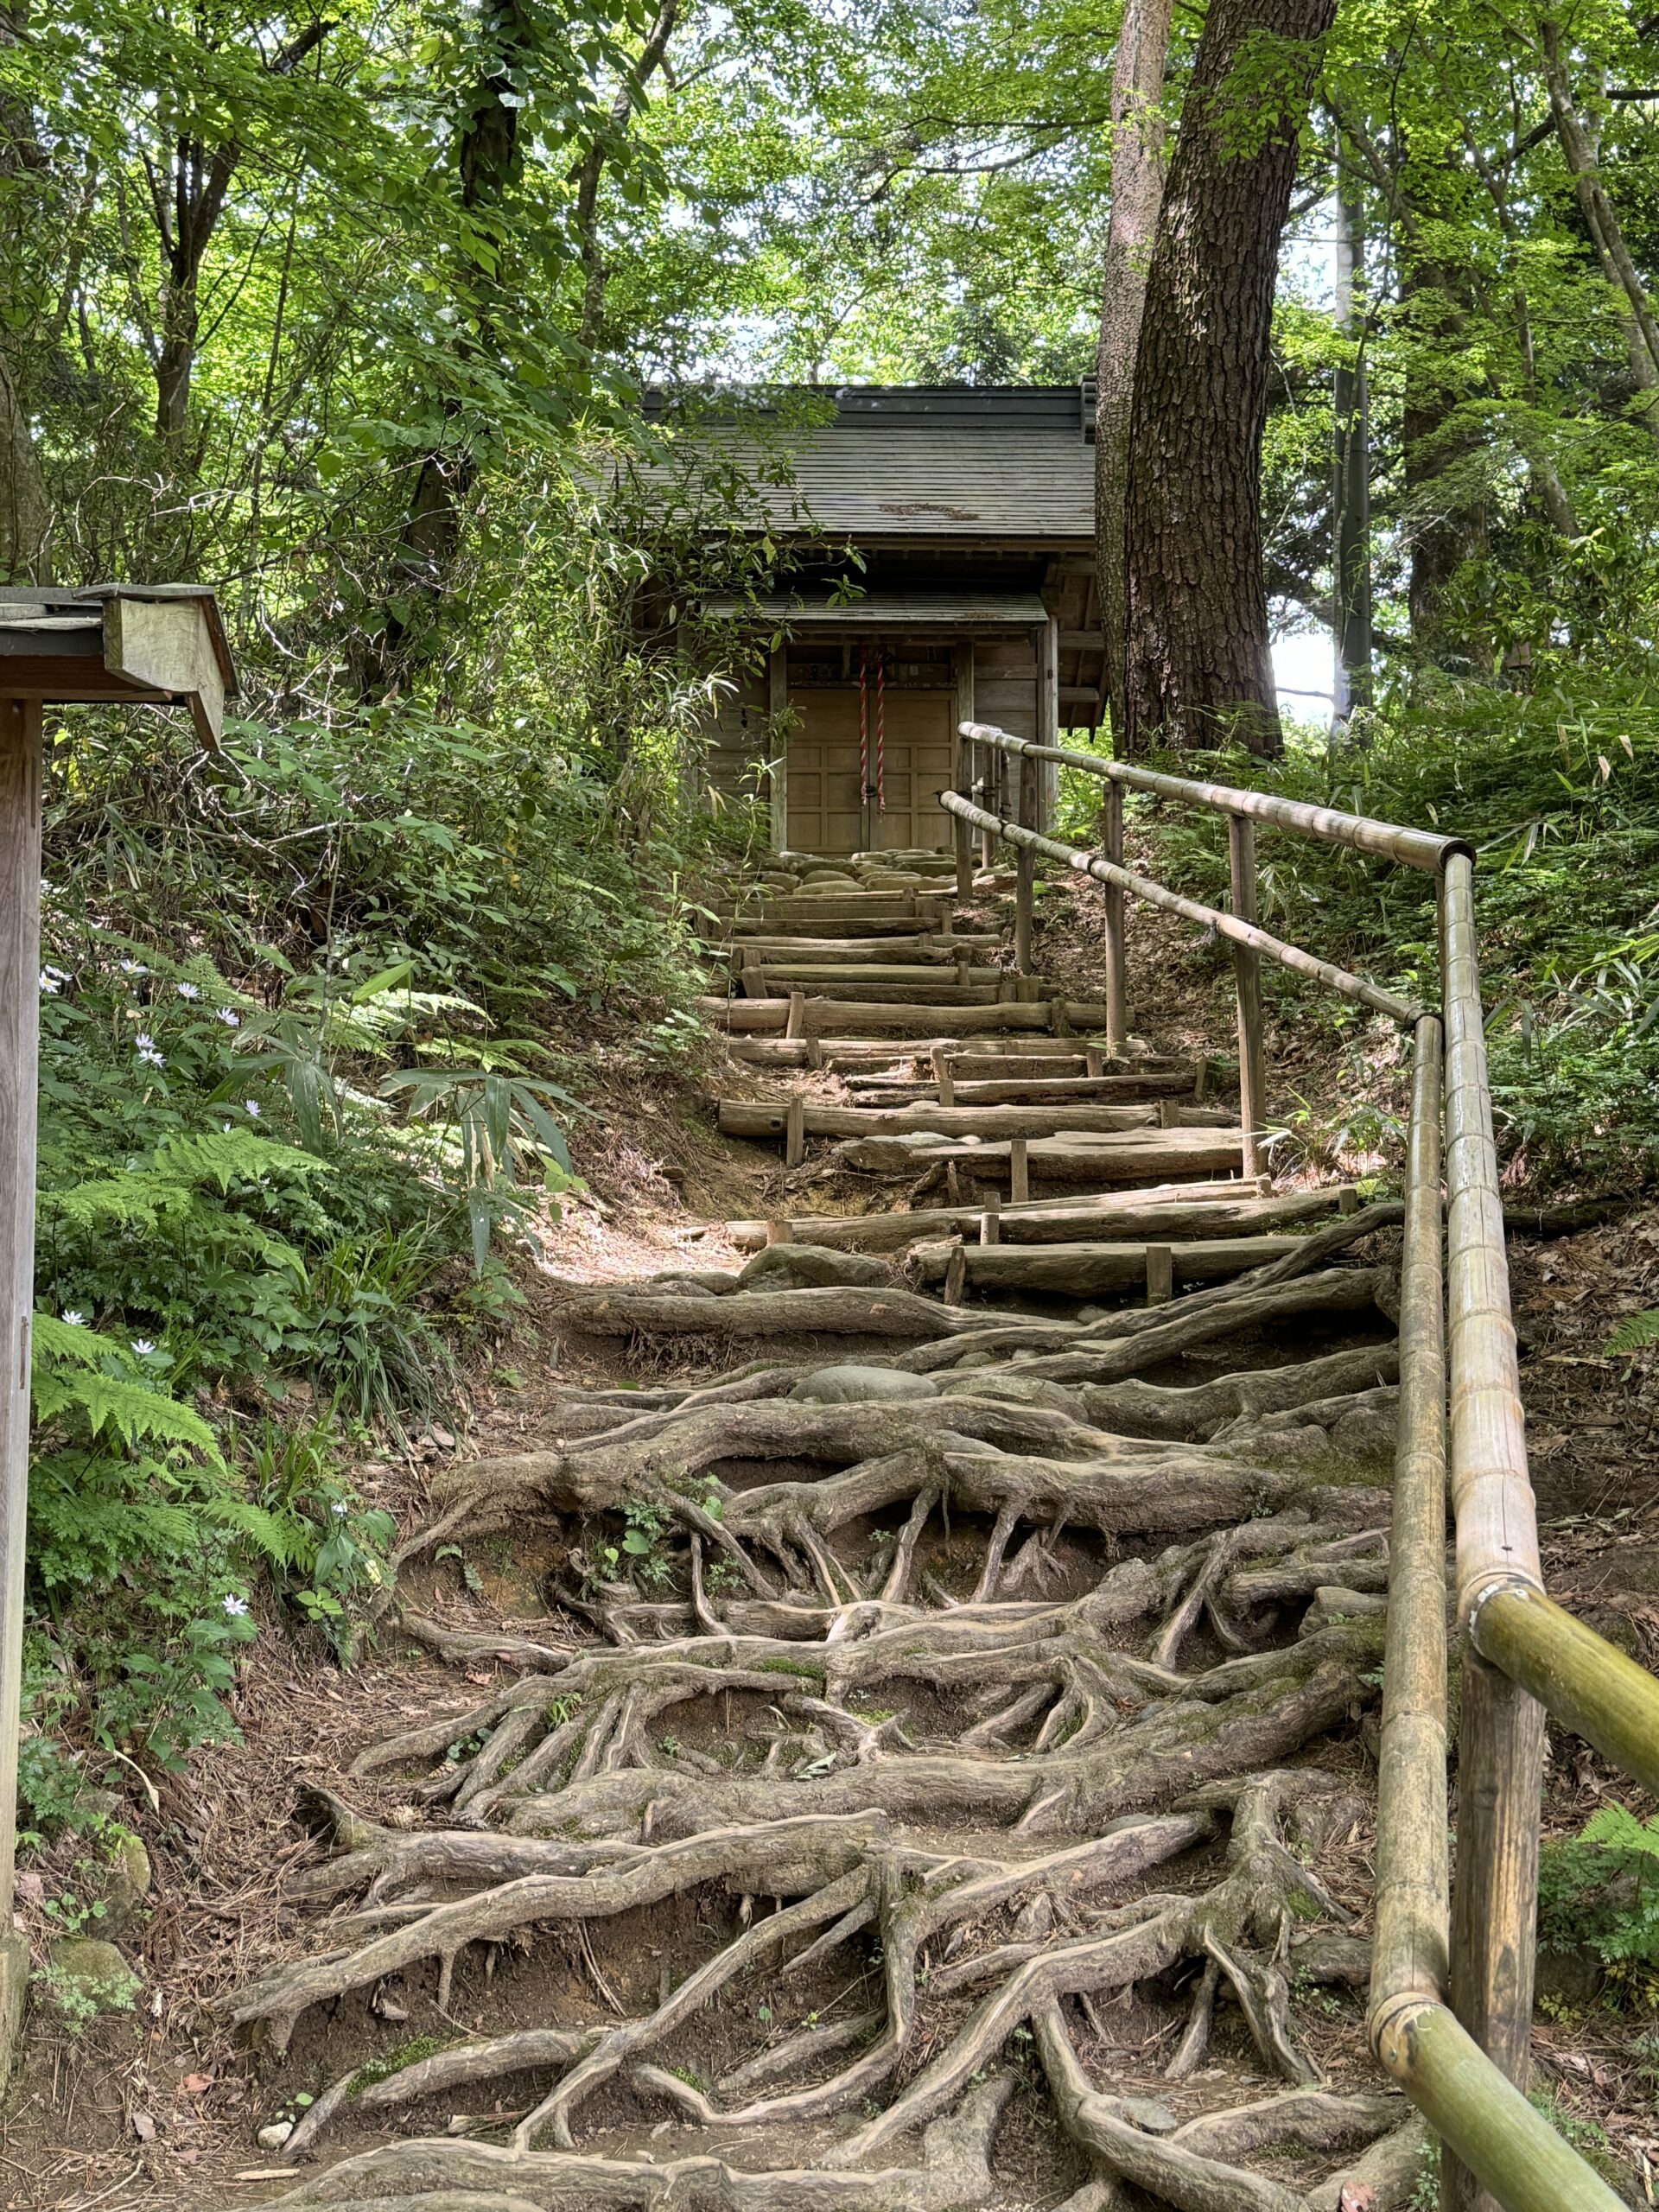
[[1058, 673, 1659, 1185], [1540, 1803, 1659, 2007], [27, 664, 763, 1805]]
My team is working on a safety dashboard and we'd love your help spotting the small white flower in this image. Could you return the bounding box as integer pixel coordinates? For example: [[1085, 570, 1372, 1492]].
[[138, 1046, 164, 1069], [245, 1099, 261, 1118], [135, 1032, 155, 1051], [175, 981, 200, 1000], [38, 971, 59, 994], [61, 1310, 85, 1326], [130, 1339, 156, 1357], [118, 959, 147, 976], [215, 1007, 240, 1027], [330, 1499, 349, 1517], [222, 1594, 249, 1617], [221, 1122, 233, 1134]]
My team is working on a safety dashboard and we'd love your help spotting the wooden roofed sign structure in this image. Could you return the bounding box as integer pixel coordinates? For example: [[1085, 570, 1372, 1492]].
[[681, 385, 1103, 855], [0, 585, 235, 2081]]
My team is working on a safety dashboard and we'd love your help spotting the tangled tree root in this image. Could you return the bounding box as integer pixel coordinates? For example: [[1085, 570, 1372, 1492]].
[[228, 1243, 1420, 2212]]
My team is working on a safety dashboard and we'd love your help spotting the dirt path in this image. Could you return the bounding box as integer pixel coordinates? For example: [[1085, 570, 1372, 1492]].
[[10, 855, 1656, 2210]]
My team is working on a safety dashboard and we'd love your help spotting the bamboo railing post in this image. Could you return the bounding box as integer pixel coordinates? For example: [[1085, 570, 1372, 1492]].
[[1228, 813, 1268, 1177], [952, 722, 973, 904], [1103, 779, 1128, 1054], [1014, 743, 1039, 976], [1440, 851, 1547, 2212], [1370, 1014, 1449, 2034], [978, 732, 993, 870]]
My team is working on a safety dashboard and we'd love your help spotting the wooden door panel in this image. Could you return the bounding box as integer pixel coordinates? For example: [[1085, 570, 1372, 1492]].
[[786, 686, 952, 855]]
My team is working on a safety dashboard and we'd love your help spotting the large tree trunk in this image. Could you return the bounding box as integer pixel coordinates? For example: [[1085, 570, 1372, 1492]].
[[0, 348, 48, 582], [1400, 260, 1490, 669], [1094, 0, 1176, 750], [1122, 0, 1335, 756]]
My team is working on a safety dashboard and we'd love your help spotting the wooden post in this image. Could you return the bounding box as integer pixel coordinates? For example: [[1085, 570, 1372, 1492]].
[[1009, 1136, 1030, 1204], [944, 1236, 967, 1305], [1014, 742, 1039, 976], [785, 990, 806, 1039], [931, 1047, 955, 1107], [953, 649, 975, 902], [0, 700, 41, 1952], [764, 1218, 793, 1245], [1145, 1244, 1173, 1305], [1228, 813, 1267, 1179], [1103, 779, 1128, 1054], [784, 1096, 805, 1169], [768, 645, 789, 855], [1445, 1657, 1548, 2212], [980, 1188, 1001, 1245], [1084, 1046, 1103, 1078]]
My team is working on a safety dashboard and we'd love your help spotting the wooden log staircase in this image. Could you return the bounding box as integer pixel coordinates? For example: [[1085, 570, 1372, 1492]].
[[236, 729, 1659, 2212], [699, 851, 1332, 1309], [681, 726, 1659, 2212]]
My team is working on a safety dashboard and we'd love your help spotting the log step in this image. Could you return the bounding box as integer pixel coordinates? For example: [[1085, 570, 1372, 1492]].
[[714, 934, 1000, 962], [725, 1039, 1181, 1075], [725, 1183, 1348, 1253], [845, 1073, 1197, 1108], [715, 1098, 1227, 1141], [907, 1236, 1305, 1295], [701, 996, 1115, 1036], [729, 911, 952, 938], [837, 1127, 1248, 1184], [732, 963, 1007, 989]]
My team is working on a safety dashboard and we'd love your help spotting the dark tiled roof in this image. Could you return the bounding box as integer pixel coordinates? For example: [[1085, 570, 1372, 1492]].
[[645, 385, 1096, 545]]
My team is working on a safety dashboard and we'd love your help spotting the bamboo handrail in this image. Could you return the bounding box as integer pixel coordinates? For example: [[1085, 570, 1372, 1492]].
[[950, 722, 1659, 2212], [939, 790, 1422, 1025], [957, 720, 1470, 871]]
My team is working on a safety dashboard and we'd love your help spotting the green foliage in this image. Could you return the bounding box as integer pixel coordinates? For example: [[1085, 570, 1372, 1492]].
[[1540, 1802, 1659, 2007], [245, 1418, 396, 1662], [1096, 684, 1659, 1183], [1606, 1310, 1659, 1358]]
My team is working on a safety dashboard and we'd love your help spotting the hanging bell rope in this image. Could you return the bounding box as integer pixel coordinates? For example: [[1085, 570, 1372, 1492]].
[[875, 644, 886, 819], [858, 642, 869, 807]]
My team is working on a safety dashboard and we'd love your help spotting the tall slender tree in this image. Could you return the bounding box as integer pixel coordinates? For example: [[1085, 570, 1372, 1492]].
[[1121, 0, 1336, 754], [1094, 0, 1175, 747]]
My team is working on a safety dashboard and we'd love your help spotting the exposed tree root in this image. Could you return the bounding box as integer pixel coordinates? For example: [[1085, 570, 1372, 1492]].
[[228, 1189, 1414, 2212], [269, 2070, 1017, 2209]]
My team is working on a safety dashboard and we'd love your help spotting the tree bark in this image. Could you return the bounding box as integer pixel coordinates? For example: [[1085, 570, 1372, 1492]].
[[0, 350, 48, 582], [1540, 18, 1659, 446], [574, 0, 678, 352], [143, 23, 331, 452], [1094, 0, 1176, 750], [1400, 258, 1488, 669], [1332, 170, 1371, 716], [1122, 0, 1335, 755]]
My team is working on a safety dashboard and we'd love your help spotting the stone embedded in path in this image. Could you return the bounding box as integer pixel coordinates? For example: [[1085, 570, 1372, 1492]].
[[789, 1363, 940, 1403], [736, 1243, 893, 1292]]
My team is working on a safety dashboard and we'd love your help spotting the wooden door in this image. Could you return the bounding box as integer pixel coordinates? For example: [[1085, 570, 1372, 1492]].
[[786, 688, 953, 855], [785, 692, 864, 855], [874, 691, 952, 851]]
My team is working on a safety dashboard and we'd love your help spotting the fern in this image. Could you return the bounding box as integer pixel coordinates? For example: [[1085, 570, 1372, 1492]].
[[1605, 1308, 1659, 1357]]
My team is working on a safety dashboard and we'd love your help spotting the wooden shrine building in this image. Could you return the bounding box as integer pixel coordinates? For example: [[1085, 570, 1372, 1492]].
[[674, 385, 1103, 855]]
